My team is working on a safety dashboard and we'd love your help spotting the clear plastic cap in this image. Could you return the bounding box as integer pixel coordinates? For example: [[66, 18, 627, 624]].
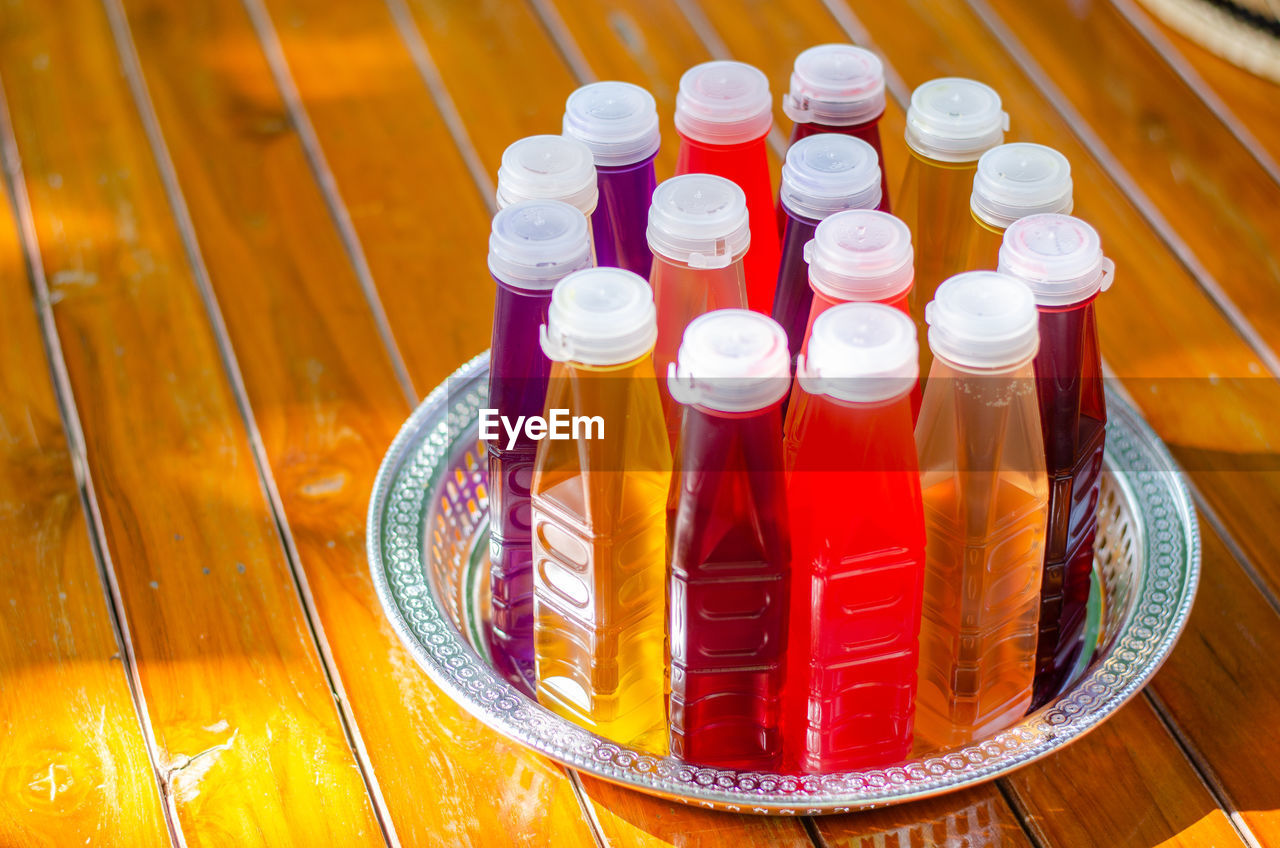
[[647, 174, 750, 269], [779, 134, 882, 220], [998, 213, 1115, 306], [783, 44, 886, 127], [668, 309, 790, 412], [496, 135, 599, 215], [971, 143, 1073, 229], [797, 302, 918, 403], [804, 209, 914, 302], [563, 81, 661, 167], [905, 78, 1009, 163], [487, 200, 592, 290], [925, 271, 1039, 368], [675, 61, 773, 145], [540, 267, 657, 366]]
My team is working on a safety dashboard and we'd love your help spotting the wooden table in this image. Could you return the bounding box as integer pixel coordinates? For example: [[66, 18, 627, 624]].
[[1, 0, 1277, 844]]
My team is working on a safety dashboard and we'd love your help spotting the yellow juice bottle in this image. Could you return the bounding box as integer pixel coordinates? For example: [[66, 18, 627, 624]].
[[896, 78, 1008, 382], [913, 271, 1049, 751], [532, 267, 671, 752], [965, 143, 1073, 271]]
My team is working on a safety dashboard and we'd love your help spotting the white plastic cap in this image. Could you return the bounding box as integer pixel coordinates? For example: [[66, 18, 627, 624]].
[[562, 81, 661, 167], [804, 209, 914, 302], [667, 309, 790, 412], [540, 268, 657, 366], [797, 303, 918, 403], [782, 44, 886, 127], [675, 61, 773, 145], [925, 271, 1039, 368], [487, 200, 592, 290], [998, 213, 1115, 306], [496, 135, 599, 215], [905, 78, 1009, 163], [647, 174, 750, 269], [779, 134, 882, 220], [971, 143, 1073, 229]]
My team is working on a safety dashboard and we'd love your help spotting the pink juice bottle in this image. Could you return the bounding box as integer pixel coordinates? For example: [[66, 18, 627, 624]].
[[967, 143, 1073, 271], [998, 214, 1114, 707], [647, 173, 750, 443], [782, 303, 925, 772], [485, 200, 593, 677], [781, 43, 892, 224], [674, 60, 780, 314], [666, 309, 792, 769], [563, 81, 661, 279], [497, 135, 599, 255], [773, 133, 884, 364]]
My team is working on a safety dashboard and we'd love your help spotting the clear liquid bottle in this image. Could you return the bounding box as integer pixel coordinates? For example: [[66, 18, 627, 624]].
[[783, 303, 925, 771], [998, 214, 1113, 707], [896, 79, 1008, 381], [773, 134, 884, 366], [497, 135, 599, 256], [532, 267, 671, 752], [914, 272, 1048, 752], [781, 43, 892, 222], [967, 143, 1073, 271], [674, 61, 780, 314], [647, 173, 750, 443], [666, 309, 792, 769], [485, 200, 593, 679], [563, 81, 661, 279]]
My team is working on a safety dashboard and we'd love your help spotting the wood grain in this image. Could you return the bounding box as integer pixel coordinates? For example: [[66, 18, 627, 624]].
[[0, 0, 386, 844], [812, 787, 1032, 847], [0, 112, 173, 848]]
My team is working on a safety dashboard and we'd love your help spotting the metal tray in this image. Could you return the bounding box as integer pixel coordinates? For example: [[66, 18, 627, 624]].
[[368, 352, 1199, 814]]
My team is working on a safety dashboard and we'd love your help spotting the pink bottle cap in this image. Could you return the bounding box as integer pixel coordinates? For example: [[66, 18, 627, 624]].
[[998, 214, 1114, 306], [804, 209, 914, 302], [782, 44, 886, 127], [675, 61, 773, 145]]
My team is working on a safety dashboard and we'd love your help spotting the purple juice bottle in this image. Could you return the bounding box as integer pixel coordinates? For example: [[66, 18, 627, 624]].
[[485, 199, 593, 679], [998, 214, 1114, 708], [666, 309, 792, 769], [563, 81, 661, 279], [773, 133, 885, 366]]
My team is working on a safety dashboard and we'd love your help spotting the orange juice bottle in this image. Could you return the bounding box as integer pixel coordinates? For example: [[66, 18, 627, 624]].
[[896, 79, 1008, 381], [914, 271, 1048, 751], [966, 143, 1073, 271], [532, 267, 672, 752]]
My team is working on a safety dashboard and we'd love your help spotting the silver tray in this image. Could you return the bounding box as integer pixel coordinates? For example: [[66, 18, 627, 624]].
[[368, 352, 1199, 814]]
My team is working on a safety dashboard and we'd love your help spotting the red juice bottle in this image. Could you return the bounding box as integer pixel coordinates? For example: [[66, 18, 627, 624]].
[[497, 135, 599, 256], [998, 214, 1114, 707], [563, 81, 661, 279], [782, 43, 891, 226], [674, 61, 780, 314], [773, 133, 884, 365], [485, 200, 593, 677], [967, 143, 1073, 271], [782, 302, 925, 772], [666, 309, 792, 769]]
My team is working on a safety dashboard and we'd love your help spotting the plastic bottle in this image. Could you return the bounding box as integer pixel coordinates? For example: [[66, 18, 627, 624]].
[[666, 309, 792, 769], [485, 200, 593, 679], [674, 60, 780, 314], [896, 79, 1008, 381], [914, 272, 1048, 752], [773, 134, 884, 365], [967, 143, 1072, 271], [532, 267, 671, 752], [781, 44, 891, 220], [998, 214, 1113, 707], [647, 173, 750, 441], [563, 81, 661, 278], [496, 135, 599, 248], [783, 303, 925, 772]]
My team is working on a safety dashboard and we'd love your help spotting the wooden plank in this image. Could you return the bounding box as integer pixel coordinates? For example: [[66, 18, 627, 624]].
[[0, 1, 386, 845], [0, 117, 172, 848], [812, 787, 1032, 847], [114, 0, 603, 844]]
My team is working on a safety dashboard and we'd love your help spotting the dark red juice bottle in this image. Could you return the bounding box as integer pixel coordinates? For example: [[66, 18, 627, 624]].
[[782, 302, 925, 772], [666, 309, 792, 769], [485, 200, 592, 679], [998, 213, 1114, 707], [674, 61, 780, 315]]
